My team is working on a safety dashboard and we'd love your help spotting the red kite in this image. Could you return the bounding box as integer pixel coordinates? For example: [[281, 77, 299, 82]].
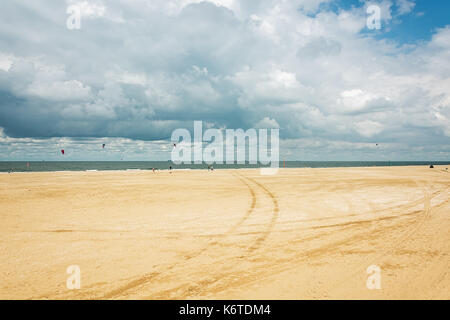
[[61, 149, 65, 155]]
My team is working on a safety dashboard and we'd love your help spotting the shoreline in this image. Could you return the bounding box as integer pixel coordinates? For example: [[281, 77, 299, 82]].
[[1, 163, 449, 174]]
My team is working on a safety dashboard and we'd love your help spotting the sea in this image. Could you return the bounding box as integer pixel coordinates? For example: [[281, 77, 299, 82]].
[[0, 161, 449, 172]]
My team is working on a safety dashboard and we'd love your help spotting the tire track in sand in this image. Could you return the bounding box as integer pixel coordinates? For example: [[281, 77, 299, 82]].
[[140, 173, 280, 299], [155, 177, 447, 299], [305, 178, 437, 297], [67, 171, 259, 300], [235, 174, 279, 252], [226, 174, 256, 234], [100, 172, 278, 299]]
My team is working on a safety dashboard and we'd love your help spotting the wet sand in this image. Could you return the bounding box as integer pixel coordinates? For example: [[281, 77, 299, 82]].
[[0, 166, 449, 299]]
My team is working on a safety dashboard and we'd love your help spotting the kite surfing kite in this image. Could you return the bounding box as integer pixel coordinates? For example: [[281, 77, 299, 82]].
[[61, 149, 65, 155], [102, 144, 106, 149]]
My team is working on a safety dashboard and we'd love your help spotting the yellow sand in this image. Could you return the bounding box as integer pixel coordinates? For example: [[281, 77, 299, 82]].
[[0, 166, 449, 300]]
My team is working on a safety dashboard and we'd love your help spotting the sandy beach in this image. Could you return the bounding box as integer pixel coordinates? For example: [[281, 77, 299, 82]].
[[0, 166, 449, 300]]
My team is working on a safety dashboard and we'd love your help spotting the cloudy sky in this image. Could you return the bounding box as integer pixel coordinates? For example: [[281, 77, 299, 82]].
[[0, 0, 449, 161]]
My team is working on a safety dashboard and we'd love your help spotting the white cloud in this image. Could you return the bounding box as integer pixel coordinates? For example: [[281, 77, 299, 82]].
[[338, 89, 380, 113], [255, 117, 279, 129], [231, 66, 312, 108], [396, 0, 415, 15], [353, 120, 384, 137], [27, 80, 92, 101], [67, 0, 106, 18], [0, 53, 13, 71]]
